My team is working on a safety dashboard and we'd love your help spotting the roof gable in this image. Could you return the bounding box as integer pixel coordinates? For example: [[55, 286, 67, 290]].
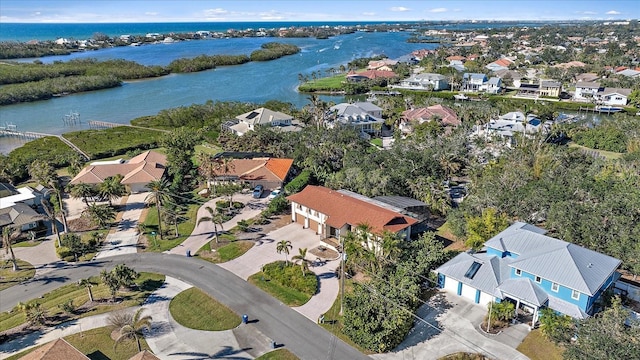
[[19, 338, 89, 360]]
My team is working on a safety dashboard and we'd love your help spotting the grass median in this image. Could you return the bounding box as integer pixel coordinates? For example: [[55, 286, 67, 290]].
[[248, 261, 317, 307], [0, 260, 35, 291], [169, 287, 240, 331]]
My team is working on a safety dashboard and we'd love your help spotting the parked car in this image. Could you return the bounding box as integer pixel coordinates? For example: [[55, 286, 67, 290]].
[[268, 189, 281, 200], [252, 185, 264, 198]]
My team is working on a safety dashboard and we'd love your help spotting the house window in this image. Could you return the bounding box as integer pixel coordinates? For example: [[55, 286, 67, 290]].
[[535, 276, 542, 283], [515, 268, 521, 276], [571, 289, 580, 300], [552, 282, 559, 292]]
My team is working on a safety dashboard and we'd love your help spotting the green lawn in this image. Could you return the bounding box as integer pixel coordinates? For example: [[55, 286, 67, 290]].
[[197, 240, 253, 263], [0, 272, 165, 332], [0, 259, 35, 291], [247, 262, 317, 307], [12, 240, 41, 248], [256, 348, 299, 360], [568, 142, 624, 160], [370, 138, 383, 147], [298, 75, 346, 92], [66, 326, 151, 360], [193, 144, 223, 164], [169, 287, 240, 331], [143, 203, 199, 252], [517, 329, 564, 360]]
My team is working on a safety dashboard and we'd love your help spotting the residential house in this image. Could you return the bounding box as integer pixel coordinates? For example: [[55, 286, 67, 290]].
[[210, 157, 293, 190], [400, 105, 461, 134], [0, 183, 49, 210], [19, 338, 89, 360], [539, 80, 562, 97], [575, 73, 600, 83], [483, 112, 551, 147], [0, 202, 43, 232], [367, 58, 397, 71], [286, 185, 418, 251], [494, 69, 523, 88], [484, 77, 502, 94], [436, 222, 621, 325], [486, 58, 514, 72], [224, 107, 301, 136], [393, 73, 449, 91], [574, 82, 602, 101], [326, 102, 385, 135], [70, 150, 166, 193], [461, 73, 488, 92], [594, 88, 632, 106], [446, 55, 466, 66], [345, 70, 397, 83], [616, 69, 640, 78]]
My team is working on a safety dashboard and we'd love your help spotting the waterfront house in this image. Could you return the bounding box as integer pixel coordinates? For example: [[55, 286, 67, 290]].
[[224, 107, 301, 136], [367, 59, 398, 71], [484, 77, 502, 94], [483, 112, 550, 147], [346, 70, 397, 83], [393, 73, 449, 91], [461, 73, 488, 92], [286, 185, 417, 251], [539, 80, 562, 97], [70, 150, 166, 193], [574, 82, 602, 101], [400, 105, 460, 134], [594, 88, 632, 106], [436, 222, 621, 326], [325, 102, 385, 135]]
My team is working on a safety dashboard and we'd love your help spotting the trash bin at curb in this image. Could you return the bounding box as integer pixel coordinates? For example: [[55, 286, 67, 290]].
[[270, 340, 276, 349], [186, 250, 191, 257], [242, 314, 248, 324]]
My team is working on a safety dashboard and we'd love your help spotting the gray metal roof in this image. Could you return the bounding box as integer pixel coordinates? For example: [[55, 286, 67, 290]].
[[373, 196, 427, 210], [487, 77, 501, 85], [435, 252, 506, 296], [0, 203, 43, 227], [548, 296, 588, 319], [353, 102, 382, 112], [498, 278, 548, 307], [485, 222, 621, 296]]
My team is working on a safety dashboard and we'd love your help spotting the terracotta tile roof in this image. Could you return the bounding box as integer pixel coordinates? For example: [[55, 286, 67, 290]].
[[446, 55, 466, 61], [70, 151, 166, 186], [492, 58, 513, 67], [402, 104, 460, 127], [217, 158, 293, 183], [347, 70, 397, 80], [128, 350, 161, 360], [286, 185, 417, 234], [19, 338, 89, 360]]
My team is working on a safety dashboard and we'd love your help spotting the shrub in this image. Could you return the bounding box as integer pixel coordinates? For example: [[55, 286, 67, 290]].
[[284, 170, 312, 195], [262, 261, 317, 296]]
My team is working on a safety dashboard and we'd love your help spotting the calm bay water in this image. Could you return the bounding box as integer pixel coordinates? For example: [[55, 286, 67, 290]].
[[0, 21, 557, 154]]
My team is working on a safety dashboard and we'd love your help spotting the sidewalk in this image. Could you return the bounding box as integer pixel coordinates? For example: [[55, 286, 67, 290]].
[[166, 193, 268, 255]]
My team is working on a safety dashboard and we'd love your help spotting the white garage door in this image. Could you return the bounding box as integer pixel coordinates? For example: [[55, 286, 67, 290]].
[[479, 291, 494, 306], [444, 276, 459, 294], [461, 283, 478, 303]]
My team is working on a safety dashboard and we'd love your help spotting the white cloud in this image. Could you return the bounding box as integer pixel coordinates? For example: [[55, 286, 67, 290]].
[[362, 12, 376, 16], [145, 12, 158, 16], [606, 10, 621, 15], [430, 8, 448, 13], [390, 7, 410, 12], [204, 8, 228, 17]]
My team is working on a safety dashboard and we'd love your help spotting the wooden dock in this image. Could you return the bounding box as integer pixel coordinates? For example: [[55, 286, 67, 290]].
[[0, 128, 90, 160], [88, 120, 125, 129]]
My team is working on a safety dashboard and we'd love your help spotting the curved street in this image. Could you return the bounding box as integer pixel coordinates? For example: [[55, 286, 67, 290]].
[[0, 253, 368, 360]]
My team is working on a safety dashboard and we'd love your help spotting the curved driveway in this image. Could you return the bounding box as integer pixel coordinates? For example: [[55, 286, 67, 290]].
[[0, 253, 367, 360]]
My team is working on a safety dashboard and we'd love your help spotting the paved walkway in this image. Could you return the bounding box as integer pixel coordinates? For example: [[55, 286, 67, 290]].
[[219, 223, 340, 322], [0, 276, 274, 359], [166, 193, 268, 255], [95, 192, 148, 259]]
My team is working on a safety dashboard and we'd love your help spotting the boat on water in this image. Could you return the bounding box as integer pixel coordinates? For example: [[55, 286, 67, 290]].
[[595, 105, 624, 113]]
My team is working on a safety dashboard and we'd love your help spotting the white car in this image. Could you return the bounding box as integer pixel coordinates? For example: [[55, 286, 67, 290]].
[[268, 189, 281, 200]]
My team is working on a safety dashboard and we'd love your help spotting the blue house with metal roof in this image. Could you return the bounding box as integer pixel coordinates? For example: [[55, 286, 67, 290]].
[[436, 222, 621, 326]]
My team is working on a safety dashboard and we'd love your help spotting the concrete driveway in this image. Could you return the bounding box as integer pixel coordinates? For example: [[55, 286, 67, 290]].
[[94, 192, 148, 259], [372, 292, 530, 360]]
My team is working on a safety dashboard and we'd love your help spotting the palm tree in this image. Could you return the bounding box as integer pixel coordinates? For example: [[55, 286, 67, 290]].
[[145, 179, 170, 240], [307, 95, 327, 130], [78, 278, 94, 302], [379, 231, 402, 268], [2, 226, 19, 271], [41, 199, 61, 247], [276, 240, 292, 265], [292, 247, 309, 277], [112, 308, 152, 353], [68, 183, 96, 206], [197, 206, 225, 246], [197, 152, 219, 193], [99, 175, 126, 206], [83, 203, 116, 229]]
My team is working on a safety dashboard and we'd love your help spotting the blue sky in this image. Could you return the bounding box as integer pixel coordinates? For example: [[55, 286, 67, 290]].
[[1, 1, 638, 23]]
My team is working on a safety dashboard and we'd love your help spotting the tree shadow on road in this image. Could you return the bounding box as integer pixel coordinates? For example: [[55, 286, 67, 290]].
[[393, 292, 453, 351], [169, 345, 253, 359]]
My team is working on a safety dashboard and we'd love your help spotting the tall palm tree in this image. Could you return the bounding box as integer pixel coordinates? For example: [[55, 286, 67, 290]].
[[2, 226, 19, 271], [276, 240, 292, 265], [83, 203, 116, 229], [68, 183, 96, 206], [112, 308, 152, 353], [292, 247, 309, 277], [379, 231, 402, 268], [145, 179, 170, 240], [197, 152, 219, 193], [78, 278, 94, 302], [41, 199, 61, 247], [197, 206, 225, 246], [99, 175, 126, 206]]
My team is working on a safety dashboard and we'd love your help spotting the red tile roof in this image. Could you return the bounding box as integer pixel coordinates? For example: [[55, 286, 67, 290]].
[[492, 58, 513, 67], [446, 55, 466, 61], [70, 150, 166, 186], [218, 158, 293, 183], [128, 351, 161, 360], [402, 104, 461, 127], [347, 70, 397, 80], [286, 186, 417, 234]]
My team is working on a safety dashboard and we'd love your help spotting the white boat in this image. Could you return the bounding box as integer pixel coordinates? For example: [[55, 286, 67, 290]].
[[454, 94, 469, 101], [596, 105, 623, 113]]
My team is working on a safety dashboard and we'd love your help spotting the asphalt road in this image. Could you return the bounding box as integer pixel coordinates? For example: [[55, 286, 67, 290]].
[[0, 253, 367, 360]]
